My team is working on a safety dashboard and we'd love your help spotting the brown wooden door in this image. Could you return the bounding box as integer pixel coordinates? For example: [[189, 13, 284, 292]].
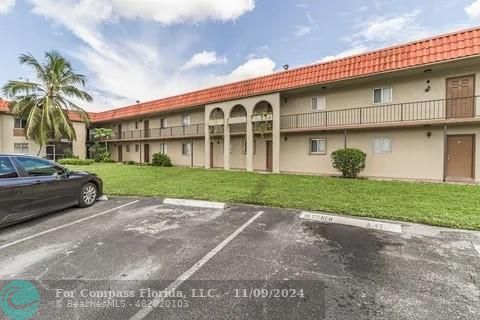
[[210, 142, 214, 168], [266, 141, 273, 171], [144, 144, 150, 163], [447, 135, 475, 179], [446, 75, 475, 118], [118, 124, 122, 139], [118, 145, 123, 162], [144, 120, 150, 138]]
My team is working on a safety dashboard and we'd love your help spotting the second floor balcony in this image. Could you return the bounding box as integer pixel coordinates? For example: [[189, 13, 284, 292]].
[[281, 96, 480, 131], [99, 96, 480, 141], [105, 123, 205, 141]]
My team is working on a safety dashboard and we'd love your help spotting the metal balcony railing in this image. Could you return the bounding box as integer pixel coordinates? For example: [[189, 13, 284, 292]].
[[280, 96, 479, 130], [107, 124, 205, 140]]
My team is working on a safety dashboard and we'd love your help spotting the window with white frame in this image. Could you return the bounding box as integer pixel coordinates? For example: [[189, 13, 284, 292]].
[[14, 117, 27, 129], [311, 96, 326, 111], [14, 143, 29, 154], [160, 144, 168, 154], [182, 115, 191, 126], [126, 145, 131, 152], [373, 137, 392, 154], [135, 144, 140, 152], [373, 87, 392, 104], [309, 138, 327, 155], [182, 143, 191, 156]]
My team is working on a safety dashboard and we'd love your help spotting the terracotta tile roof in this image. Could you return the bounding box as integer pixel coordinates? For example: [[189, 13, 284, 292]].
[[0, 99, 9, 112], [92, 27, 480, 123]]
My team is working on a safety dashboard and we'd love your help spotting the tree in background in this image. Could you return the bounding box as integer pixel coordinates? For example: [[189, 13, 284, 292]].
[[2, 51, 91, 155], [90, 128, 113, 162]]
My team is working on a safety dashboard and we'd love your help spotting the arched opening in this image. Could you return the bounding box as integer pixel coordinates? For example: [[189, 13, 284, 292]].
[[252, 101, 273, 136], [208, 108, 225, 169], [229, 104, 247, 134], [228, 105, 248, 170], [209, 108, 224, 136]]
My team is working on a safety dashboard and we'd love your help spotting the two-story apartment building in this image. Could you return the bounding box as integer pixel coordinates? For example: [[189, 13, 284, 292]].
[[2, 28, 480, 183], [91, 28, 480, 183], [0, 99, 86, 160]]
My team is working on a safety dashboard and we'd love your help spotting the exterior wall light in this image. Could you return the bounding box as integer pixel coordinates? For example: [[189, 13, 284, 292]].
[[426, 131, 432, 138], [425, 80, 431, 92]]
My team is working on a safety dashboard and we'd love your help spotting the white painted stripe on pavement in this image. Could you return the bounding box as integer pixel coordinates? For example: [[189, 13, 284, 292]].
[[0, 200, 140, 250], [300, 212, 402, 234], [130, 211, 264, 320], [163, 198, 225, 209], [474, 245, 480, 255]]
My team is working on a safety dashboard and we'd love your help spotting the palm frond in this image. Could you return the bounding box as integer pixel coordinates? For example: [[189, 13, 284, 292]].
[[5, 51, 92, 145]]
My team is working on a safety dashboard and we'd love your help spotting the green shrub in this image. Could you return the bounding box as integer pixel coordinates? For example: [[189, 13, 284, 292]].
[[331, 148, 367, 179], [152, 153, 173, 167], [58, 158, 95, 166], [124, 160, 137, 165]]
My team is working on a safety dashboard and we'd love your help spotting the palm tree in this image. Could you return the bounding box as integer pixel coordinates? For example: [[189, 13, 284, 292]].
[[2, 51, 92, 155]]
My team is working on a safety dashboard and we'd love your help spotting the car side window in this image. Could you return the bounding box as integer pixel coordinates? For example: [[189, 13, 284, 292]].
[[0, 157, 18, 179], [16, 157, 64, 177]]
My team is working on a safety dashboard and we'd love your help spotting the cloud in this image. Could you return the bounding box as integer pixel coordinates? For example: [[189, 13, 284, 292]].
[[108, 0, 255, 24], [27, 0, 267, 111], [0, 0, 15, 14], [181, 51, 227, 70], [294, 12, 317, 37], [319, 45, 369, 62], [31, 0, 255, 26], [212, 57, 275, 84], [352, 10, 429, 45], [466, 0, 480, 21], [294, 25, 311, 37]]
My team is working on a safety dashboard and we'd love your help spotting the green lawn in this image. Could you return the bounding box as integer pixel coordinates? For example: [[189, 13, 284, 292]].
[[69, 163, 480, 230]]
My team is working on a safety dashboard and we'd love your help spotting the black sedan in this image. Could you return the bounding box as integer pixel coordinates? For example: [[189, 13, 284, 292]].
[[0, 154, 103, 228]]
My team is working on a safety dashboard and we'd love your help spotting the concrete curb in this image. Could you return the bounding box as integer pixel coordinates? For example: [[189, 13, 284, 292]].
[[163, 198, 226, 209], [300, 211, 402, 234]]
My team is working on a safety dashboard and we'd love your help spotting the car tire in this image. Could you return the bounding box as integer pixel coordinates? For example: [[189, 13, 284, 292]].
[[79, 182, 98, 208]]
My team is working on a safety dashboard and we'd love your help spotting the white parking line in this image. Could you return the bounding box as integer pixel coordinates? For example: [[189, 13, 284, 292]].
[[474, 244, 480, 255], [0, 200, 140, 250], [300, 211, 402, 234], [163, 198, 225, 209], [129, 211, 264, 320]]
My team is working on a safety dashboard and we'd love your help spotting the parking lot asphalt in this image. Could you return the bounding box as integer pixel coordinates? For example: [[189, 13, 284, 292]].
[[0, 197, 479, 320]]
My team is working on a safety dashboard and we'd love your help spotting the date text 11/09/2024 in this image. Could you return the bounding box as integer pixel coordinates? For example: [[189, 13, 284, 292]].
[[55, 288, 306, 300]]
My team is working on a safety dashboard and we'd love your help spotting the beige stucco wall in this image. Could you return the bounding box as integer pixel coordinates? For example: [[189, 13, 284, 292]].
[[281, 63, 480, 117], [1, 114, 45, 156], [279, 125, 480, 182], [0, 114, 86, 158], [72, 121, 86, 159], [110, 138, 205, 167], [280, 132, 344, 176]]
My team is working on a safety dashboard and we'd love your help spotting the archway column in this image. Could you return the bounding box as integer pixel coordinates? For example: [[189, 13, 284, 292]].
[[223, 118, 230, 170], [272, 99, 281, 173], [204, 107, 211, 169], [246, 110, 254, 172]]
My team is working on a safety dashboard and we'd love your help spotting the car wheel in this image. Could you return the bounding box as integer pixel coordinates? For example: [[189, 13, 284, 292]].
[[79, 182, 97, 208]]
